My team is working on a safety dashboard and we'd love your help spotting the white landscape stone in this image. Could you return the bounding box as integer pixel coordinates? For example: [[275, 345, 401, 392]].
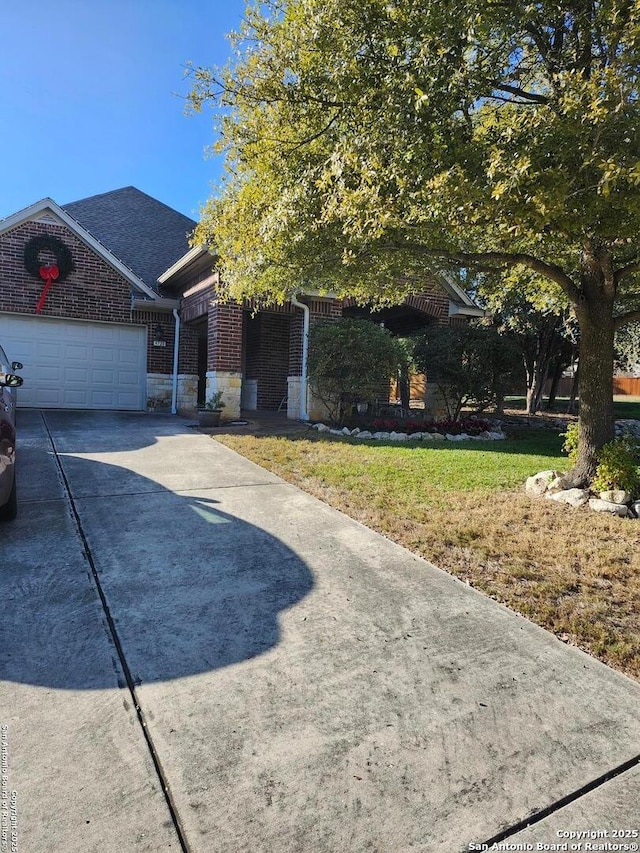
[[546, 488, 589, 508], [431, 432, 445, 441], [329, 429, 343, 436], [598, 490, 630, 504], [315, 423, 330, 433], [342, 427, 352, 436], [351, 428, 361, 436], [588, 498, 629, 517], [525, 470, 561, 496], [356, 431, 373, 439], [389, 432, 408, 441], [547, 474, 572, 493], [373, 432, 390, 440]]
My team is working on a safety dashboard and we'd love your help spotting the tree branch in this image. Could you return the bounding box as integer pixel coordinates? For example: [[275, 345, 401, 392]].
[[615, 261, 640, 285], [381, 243, 582, 303], [490, 82, 549, 104], [614, 310, 640, 330]]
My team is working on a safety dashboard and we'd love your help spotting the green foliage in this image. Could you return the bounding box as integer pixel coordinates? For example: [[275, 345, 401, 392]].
[[188, 0, 640, 474], [591, 438, 640, 496], [308, 318, 402, 423], [188, 0, 640, 307], [205, 391, 226, 411], [614, 321, 640, 375], [413, 324, 521, 419], [562, 423, 580, 465]]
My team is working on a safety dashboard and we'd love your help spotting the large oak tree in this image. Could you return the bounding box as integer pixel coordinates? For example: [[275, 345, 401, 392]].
[[189, 0, 640, 482]]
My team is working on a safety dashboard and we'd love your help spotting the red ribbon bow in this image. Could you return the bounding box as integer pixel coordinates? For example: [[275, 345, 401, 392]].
[[35, 264, 59, 314]]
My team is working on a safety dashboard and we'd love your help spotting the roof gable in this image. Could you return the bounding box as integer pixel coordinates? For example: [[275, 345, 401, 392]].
[[0, 198, 158, 299], [63, 187, 196, 292]]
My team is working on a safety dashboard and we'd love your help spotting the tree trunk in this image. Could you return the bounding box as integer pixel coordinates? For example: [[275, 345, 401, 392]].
[[545, 358, 564, 411], [570, 275, 616, 485], [398, 367, 410, 411], [525, 359, 548, 414]]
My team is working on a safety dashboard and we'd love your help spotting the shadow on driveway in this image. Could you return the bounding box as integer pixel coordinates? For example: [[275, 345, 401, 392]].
[[2, 409, 314, 690]]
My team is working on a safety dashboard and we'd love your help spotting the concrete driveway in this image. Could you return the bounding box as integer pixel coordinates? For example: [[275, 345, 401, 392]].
[[3, 410, 639, 853]]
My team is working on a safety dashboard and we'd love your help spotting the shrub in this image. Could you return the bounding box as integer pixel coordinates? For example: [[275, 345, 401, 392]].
[[368, 416, 491, 436], [562, 422, 580, 464], [308, 319, 403, 424], [591, 438, 640, 496], [413, 324, 521, 420]]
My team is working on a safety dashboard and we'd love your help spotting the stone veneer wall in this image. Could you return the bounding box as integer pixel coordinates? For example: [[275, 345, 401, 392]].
[[206, 370, 242, 420]]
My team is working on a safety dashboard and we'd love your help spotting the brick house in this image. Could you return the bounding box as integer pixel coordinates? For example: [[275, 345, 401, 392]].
[[0, 186, 483, 419]]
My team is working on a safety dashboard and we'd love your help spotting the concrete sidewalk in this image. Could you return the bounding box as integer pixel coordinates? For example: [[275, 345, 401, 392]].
[[3, 410, 639, 852]]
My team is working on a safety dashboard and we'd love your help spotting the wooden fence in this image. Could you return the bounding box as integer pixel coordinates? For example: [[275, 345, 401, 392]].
[[614, 376, 640, 396]]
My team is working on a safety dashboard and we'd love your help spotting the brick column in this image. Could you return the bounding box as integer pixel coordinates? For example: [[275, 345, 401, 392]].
[[206, 300, 243, 419]]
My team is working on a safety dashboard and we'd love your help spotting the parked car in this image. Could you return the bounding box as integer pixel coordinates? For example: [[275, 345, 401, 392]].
[[0, 344, 23, 521]]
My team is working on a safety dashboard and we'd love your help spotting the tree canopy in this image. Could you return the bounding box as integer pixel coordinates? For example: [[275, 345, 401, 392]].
[[189, 0, 640, 480]]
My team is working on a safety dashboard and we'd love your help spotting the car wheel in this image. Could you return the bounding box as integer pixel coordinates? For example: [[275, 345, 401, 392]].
[[0, 472, 17, 521]]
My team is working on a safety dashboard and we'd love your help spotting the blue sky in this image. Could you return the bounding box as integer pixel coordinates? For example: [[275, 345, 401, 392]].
[[0, 0, 247, 220]]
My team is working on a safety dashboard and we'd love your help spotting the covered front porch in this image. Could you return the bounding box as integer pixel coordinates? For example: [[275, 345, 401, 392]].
[[158, 248, 482, 421]]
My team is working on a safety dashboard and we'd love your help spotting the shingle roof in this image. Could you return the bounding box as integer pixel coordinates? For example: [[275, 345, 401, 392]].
[[63, 186, 196, 292]]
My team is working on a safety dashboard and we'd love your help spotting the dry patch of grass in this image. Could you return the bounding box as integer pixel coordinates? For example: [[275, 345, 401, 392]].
[[215, 431, 640, 679]]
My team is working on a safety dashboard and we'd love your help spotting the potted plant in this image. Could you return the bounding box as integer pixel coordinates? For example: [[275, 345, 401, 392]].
[[198, 391, 226, 428]]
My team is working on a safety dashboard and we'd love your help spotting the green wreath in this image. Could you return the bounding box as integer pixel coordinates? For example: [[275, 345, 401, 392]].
[[24, 235, 74, 280]]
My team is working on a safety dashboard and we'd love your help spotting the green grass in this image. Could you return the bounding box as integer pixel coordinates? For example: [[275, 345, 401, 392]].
[[294, 429, 566, 492]]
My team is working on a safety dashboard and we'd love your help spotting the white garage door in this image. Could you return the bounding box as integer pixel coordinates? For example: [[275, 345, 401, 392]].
[[0, 314, 147, 410]]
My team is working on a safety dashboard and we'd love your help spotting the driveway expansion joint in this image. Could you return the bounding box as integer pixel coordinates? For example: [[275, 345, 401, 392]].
[[474, 750, 640, 851], [40, 412, 192, 853]]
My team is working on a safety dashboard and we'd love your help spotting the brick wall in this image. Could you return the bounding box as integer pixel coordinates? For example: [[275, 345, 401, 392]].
[[405, 290, 450, 325], [288, 312, 304, 375], [308, 298, 343, 324], [179, 323, 199, 375], [132, 309, 174, 373], [182, 284, 214, 323], [208, 300, 243, 372], [130, 311, 199, 377], [342, 285, 451, 327], [0, 220, 132, 322], [244, 313, 291, 409], [0, 219, 191, 381]]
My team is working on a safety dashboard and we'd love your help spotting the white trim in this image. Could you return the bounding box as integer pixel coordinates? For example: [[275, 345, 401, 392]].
[[157, 246, 208, 283], [290, 295, 310, 420], [438, 269, 481, 309], [0, 197, 159, 300], [132, 297, 180, 312], [170, 308, 180, 415], [448, 301, 488, 318]]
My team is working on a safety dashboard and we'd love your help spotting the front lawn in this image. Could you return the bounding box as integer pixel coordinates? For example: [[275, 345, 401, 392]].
[[215, 429, 640, 679]]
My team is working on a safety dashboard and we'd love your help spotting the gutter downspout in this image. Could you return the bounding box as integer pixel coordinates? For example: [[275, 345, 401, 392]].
[[170, 308, 180, 415], [290, 295, 309, 421]]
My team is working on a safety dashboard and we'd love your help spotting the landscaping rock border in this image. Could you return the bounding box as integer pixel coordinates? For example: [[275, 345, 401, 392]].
[[312, 423, 507, 442], [526, 468, 639, 519]]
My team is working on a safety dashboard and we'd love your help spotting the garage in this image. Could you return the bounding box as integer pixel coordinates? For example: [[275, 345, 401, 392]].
[[0, 314, 147, 410]]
